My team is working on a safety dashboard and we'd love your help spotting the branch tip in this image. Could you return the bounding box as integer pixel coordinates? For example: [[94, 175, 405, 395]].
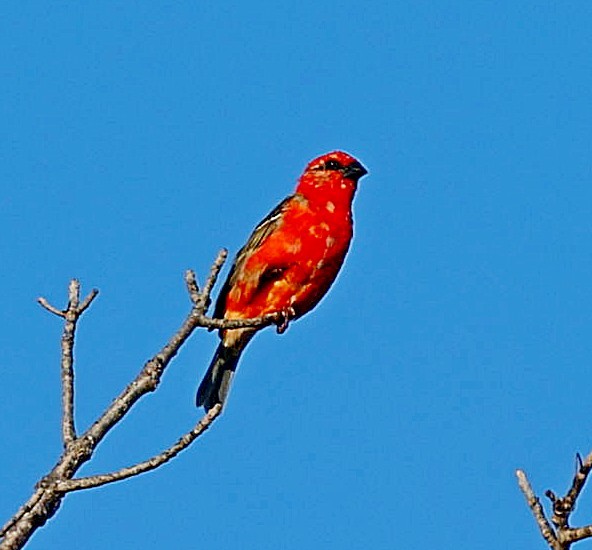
[[68, 278, 80, 291], [78, 288, 99, 314], [37, 297, 66, 317], [197, 249, 228, 314], [185, 270, 200, 305]]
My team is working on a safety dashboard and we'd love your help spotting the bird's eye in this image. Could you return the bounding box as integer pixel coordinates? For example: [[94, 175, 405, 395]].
[[310, 159, 344, 172], [324, 160, 343, 171]]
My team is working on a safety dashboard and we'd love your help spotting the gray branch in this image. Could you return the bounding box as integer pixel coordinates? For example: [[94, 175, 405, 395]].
[[0, 249, 281, 550], [56, 404, 221, 493], [517, 450, 592, 549]]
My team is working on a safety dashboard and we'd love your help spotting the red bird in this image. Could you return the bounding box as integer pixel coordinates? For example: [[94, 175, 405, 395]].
[[196, 151, 368, 411]]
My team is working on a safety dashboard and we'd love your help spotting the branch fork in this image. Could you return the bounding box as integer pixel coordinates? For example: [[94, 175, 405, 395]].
[[0, 249, 279, 550], [517, 450, 592, 549]]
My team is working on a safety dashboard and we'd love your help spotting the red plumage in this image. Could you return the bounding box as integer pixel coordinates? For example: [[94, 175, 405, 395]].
[[196, 151, 368, 411]]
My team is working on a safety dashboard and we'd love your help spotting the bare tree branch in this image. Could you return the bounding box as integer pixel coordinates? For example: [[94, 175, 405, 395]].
[[38, 280, 100, 448], [0, 491, 44, 547], [185, 269, 201, 305], [517, 451, 592, 549], [560, 451, 592, 523], [194, 313, 281, 330], [55, 404, 222, 493], [0, 249, 280, 550], [516, 469, 561, 549], [78, 288, 99, 315], [60, 280, 80, 445], [199, 247, 227, 312], [36, 297, 65, 318]]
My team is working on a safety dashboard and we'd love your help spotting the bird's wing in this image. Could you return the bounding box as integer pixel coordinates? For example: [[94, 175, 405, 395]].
[[214, 194, 304, 318]]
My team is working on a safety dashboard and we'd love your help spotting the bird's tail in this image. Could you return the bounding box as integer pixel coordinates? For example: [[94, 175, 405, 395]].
[[196, 338, 249, 412]]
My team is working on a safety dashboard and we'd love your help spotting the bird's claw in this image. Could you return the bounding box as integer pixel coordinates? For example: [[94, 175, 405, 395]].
[[275, 307, 295, 334]]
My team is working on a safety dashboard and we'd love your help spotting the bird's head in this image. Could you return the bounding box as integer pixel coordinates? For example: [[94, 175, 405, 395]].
[[296, 151, 368, 204]]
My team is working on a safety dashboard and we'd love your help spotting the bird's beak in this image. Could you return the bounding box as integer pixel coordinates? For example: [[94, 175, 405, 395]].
[[342, 161, 368, 181]]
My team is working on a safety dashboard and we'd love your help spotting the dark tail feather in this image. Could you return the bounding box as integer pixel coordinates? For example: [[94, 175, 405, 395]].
[[196, 342, 245, 411]]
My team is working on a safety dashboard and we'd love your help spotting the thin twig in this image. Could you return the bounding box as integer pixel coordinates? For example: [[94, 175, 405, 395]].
[[37, 298, 65, 318], [185, 270, 200, 305], [37, 283, 100, 449], [56, 404, 222, 493], [197, 248, 227, 313], [78, 289, 99, 314], [516, 469, 560, 549], [563, 450, 592, 513], [194, 313, 280, 330], [59, 280, 81, 445]]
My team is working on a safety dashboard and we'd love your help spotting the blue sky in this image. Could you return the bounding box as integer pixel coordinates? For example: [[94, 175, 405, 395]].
[[2, 2, 592, 549]]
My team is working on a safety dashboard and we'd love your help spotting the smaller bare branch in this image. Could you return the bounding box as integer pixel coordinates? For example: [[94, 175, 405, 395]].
[[516, 469, 560, 549], [196, 249, 228, 313], [60, 280, 82, 446], [78, 289, 99, 315], [194, 313, 280, 331], [562, 525, 592, 544], [37, 297, 65, 318], [564, 450, 592, 512], [56, 405, 222, 493], [67, 279, 81, 310], [38, 280, 99, 449], [185, 270, 200, 305]]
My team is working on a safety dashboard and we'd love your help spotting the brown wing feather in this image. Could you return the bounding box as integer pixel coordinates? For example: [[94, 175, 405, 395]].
[[213, 195, 296, 319]]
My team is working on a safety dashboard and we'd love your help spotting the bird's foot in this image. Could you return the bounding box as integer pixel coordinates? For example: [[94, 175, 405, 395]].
[[275, 307, 296, 334]]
